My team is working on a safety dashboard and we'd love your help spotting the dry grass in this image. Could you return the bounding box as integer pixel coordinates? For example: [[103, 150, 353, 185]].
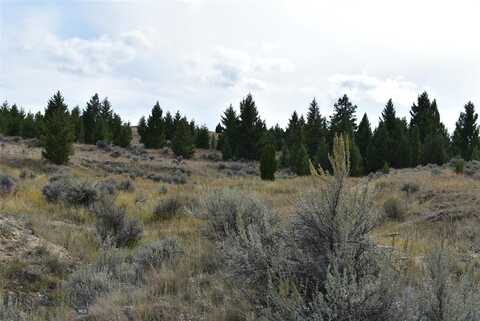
[[2, 139, 480, 319]]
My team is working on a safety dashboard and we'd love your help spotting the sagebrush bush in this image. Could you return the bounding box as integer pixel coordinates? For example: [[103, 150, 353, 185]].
[[383, 197, 405, 220], [65, 268, 111, 307], [94, 179, 118, 196], [201, 189, 279, 242], [401, 182, 420, 195], [117, 178, 135, 192], [0, 173, 15, 195], [134, 238, 183, 276], [153, 196, 186, 221], [42, 175, 98, 207], [93, 198, 143, 247]]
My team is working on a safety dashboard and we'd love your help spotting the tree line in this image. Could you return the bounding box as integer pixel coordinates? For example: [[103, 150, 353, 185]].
[[1, 91, 133, 164], [2, 91, 480, 174], [216, 92, 480, 180]]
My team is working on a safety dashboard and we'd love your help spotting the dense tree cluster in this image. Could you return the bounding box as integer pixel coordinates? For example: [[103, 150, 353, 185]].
[[215, 91, 477, 176], [2, 90, 480, 173], [137, 103, 212, 158]]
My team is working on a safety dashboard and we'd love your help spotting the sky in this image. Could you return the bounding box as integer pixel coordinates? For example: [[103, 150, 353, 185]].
[[1, 0, 480, 131]]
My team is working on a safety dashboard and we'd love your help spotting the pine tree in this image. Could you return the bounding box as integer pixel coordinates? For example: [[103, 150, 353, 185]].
[[6, 104, 22, 136], [144, 102, 165, 149], [294, 144, 311, 176], [95, 98, 113, 142], [329, 94, 358, 140], [270, 124, 285, 151], [367, 122, 390, 172], [172, 117, 194, 158], [222, 135, 233, 160], [22, 113, 36, 138], [279, 141, 290, 168], [195, 125, 210, 149], [260, 143, 277, 180], [238, 94, 265, 160], [423, 133, 448, 165], [0, 101, 9, 134], [315, 137, 330, 173], [137, 117, 147, 145], [305, 98, 327, 159], [452, 102, 479, 161], [164, 111, 175, 140], [350, 140, 363, 176], [355, 113, 372, 169], [409, 126, 422, 167], [82, 94, 101, 144], [41, 92, 74, 165], [70, 106, 83, 142]]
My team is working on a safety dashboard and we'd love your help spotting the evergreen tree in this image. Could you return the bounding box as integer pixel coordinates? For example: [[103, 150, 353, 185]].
[[172, 117, 194, 158], [279, 141, 290, 168], [270, 124, 285, 151], [95, 98, 113, 142], [144, 102, 166, 149], [222, 135, 233, 161], [305, 98, 327, 159], [410, 92, 442, 144], [41, 92, 74, 164], [423, 133, 448, 165], [260, 143, 277, 181], [22, 113, 36, 138], [452, 102, 479, 161], [367, 122, 390, 172], [164, 111, 175, 140], [0, 101, 9, 134], [238, 94, 265, 160], [350, 140, 363, 176], [355, 113, 372, 170], [315, 137, 330, 173], [82, 94, 101, 144], [195, 125, 210, 149], [329, 94, 358, 140], [115, 123, 133, 148], [221, 104, 240, 159], [137, 116, 147, 145], [409, 126, 422, 167], [6, 104, 22, 136], [70, 106, 83, 142], [294, 144, 311, 176]]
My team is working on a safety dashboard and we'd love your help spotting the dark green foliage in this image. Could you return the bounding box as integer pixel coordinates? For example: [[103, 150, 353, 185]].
[[82, 93, 101, 144], [41, 92, 74, 165], [452, 102, 479, 161], [222, 135, 233, 161], [367, 122, 390, 172], [454, 158, 465, 174], [382, 162, 390, 174], [350, 140, 363, 176], [270, 124, 285, 151], [137, 116, 147, 144], [304, 98, 327, 159], [238, 94, 266, 160], [195, 125, 210, 149], [355, 113, 372, 168], [111, 114, 132, 147], [164, 111, 175, 140], [329, 94, 357, 139], [294, 144, 311, 176], [410, 92, 441, 143], [279, 141, 290, 168], [70, 106, 83, 142], [172, 117, 195, 158], [422, 133, 448, 165], [260, 143, 277, 180], [143, 102, 166, 149], [315, 137, 330, 173]]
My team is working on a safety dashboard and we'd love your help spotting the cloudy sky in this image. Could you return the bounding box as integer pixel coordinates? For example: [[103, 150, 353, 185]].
[[1, 0, 480, 131]]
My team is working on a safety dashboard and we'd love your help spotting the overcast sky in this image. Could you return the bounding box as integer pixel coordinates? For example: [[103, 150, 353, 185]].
[[1, 0, 480, 131]]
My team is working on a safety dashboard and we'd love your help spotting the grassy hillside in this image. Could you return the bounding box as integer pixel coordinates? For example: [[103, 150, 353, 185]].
[[1, 136, 480, 320]]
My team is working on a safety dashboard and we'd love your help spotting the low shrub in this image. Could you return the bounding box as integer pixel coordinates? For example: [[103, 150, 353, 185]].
[[94, 179, 118, 196], [401, 182, 420, 195], [93, 198, 143, 247], [454, 158, 465, 174], [153, 197, 184, 221], [117, 178, 135, 192], [42, 176, 98, 207], [0, 174, 15, 195], [134, 238, 183, 275], [65, 268, 111, 307], [201, 189, 279, 242], [383, 197, 405, 220]]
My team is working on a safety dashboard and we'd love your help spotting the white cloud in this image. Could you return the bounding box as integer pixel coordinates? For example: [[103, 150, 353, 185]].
[[329, 74, 425, 112], [19, 30, 152, 75]]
